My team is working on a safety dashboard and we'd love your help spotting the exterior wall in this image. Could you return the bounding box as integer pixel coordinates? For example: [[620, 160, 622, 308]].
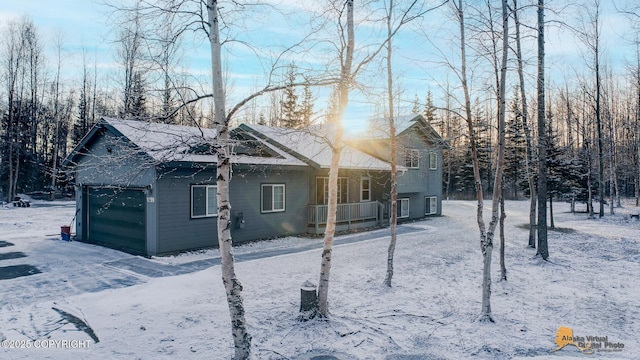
[[307, 168, 389, 205], [396, 127, 443, 217], [154, 165, 310, 254], [73, 132, 156, 248], [74, 132, 156, 187]]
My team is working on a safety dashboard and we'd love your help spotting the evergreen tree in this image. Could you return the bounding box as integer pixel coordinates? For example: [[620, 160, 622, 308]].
[[504, 89, 527, 199], [126, 71, 147, 119], [411, 94, 421, 115], [299, 84, 314, 127], [280, 63, 301, 128]]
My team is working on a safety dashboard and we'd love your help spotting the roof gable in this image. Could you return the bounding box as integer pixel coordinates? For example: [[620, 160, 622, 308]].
[[363, 114, 445, 146], [240, 123, 395, 171], [64, 117, 307, 168]]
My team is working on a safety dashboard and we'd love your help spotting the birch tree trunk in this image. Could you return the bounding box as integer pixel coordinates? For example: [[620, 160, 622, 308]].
[[513, 0, 536, 248], [481, 0, 509, 320], [207, 1, 251, 358], [384, 0, 398, 288], [536, 0, 549, 260], [457, 0, 503, 322], [317, 0, 354, 318]]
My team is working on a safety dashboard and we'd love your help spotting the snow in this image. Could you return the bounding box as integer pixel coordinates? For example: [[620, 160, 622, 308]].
[[95, 118, 308, 167], [244, 123, 394, 171], [1, 198, 639, 359]]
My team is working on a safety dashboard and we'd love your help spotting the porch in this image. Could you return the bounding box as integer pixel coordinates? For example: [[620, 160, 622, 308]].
[[307, 201, 384, 234]]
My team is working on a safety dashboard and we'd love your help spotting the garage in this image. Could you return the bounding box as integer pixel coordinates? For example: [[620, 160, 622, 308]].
[[86, 187, 146, 254]]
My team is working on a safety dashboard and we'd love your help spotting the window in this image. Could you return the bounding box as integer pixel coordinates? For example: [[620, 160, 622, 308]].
[[429, 152, 437, 170], [360, 177, 371, 202], [191, 185, 217, 218], [425, 196, 437, 215], [404, 149, 419, 169], [262, 184, 285, 213], [398, 198, 410, 218], [316, 177, 348, 204]]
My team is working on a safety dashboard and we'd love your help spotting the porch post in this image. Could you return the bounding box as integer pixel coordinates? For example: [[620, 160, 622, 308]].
[[314, 205, 319, 234]]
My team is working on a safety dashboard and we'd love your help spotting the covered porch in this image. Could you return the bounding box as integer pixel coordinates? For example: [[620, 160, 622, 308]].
[[307, 201, 384, 234]]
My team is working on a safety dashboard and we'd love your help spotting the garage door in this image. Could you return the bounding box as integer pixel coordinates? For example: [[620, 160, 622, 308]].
[[87, 187, 146, 254]]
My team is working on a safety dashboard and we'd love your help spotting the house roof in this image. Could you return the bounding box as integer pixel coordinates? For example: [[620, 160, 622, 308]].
[[362, 114, 445, 145], [64, 117, 307, 167], [240, 123, 395, 171]]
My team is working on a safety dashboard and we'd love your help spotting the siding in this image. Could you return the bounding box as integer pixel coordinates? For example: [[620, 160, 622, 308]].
[[155, 165, 310, 254], [73, 132, 156, 245], [396, 127, 443, 217], [75, 132, 156, 187], [307, 169, 389, 205]]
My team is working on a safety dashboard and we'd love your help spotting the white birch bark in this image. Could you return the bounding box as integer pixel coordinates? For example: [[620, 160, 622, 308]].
[[207, 1, 251, 358], [384, 0, 398, 288], [317, 0, 354, 318]]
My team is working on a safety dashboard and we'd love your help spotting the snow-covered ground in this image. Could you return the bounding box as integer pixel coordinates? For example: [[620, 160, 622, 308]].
[[0, 197, 638, 359]]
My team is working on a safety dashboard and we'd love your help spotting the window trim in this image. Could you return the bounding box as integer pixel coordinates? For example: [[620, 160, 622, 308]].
[[360, 177, 371, 202], [429, 152, 437, 170], [425, 196, 437, 215], [398, 198, 410, 219], [405, 149, 420, 169], [191, 185, 217, 218], [261, 183, 286, 213]]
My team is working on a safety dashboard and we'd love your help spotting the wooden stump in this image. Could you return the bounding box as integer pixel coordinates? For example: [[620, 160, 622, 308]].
[[298, 280, 317, 321]]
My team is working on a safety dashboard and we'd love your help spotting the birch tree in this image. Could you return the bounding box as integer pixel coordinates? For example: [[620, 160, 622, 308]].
[[383, 0, 399, 288], [317, 0, 354, 317], [454, 0, 508, 321]]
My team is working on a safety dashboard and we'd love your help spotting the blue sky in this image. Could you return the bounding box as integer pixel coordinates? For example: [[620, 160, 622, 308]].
[[1, 0, 637, 129]]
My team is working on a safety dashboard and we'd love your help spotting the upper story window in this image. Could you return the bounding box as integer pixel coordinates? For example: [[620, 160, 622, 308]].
[[404, 149, 420, 169], [191, 185, 217, 218], [429, 152, 437, 170]]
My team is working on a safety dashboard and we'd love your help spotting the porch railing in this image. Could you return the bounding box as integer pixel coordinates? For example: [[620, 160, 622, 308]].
[[308, 201, 379, 232]]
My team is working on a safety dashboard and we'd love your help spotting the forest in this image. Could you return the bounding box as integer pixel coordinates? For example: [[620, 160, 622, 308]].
[[1, 0, 639, 212]]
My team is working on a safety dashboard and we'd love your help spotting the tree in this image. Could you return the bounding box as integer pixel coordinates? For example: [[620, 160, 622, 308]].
[[207, 1, 251, 357], [454, 0, 509, 321], [505, 89, 527, 199], [280, 63, 302, 128], [536, 0, 549, 260], [317, 0, 355, 317], [384, 0, 400, 288], [512, 0, 537, 247]]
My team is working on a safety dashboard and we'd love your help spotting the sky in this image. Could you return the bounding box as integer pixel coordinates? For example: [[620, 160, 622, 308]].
[[0, 0, 638, 131]]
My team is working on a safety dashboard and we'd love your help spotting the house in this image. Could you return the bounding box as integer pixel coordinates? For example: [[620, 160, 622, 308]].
[[64, 116, 443, 256], [349, 114, 445, 220]]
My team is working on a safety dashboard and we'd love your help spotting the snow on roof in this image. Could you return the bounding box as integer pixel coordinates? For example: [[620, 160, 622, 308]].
[[362, 114, 423, 139], [102, 118, 307, 167], [243, 123, 394, 171]]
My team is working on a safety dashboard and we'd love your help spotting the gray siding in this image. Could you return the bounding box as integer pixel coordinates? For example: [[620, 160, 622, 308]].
[[75, 132, 156, 187], [307, 169, 389, 205], [396, 127, 443, 217], [73, 132, 156, 246], [155, 166, 310, 254]]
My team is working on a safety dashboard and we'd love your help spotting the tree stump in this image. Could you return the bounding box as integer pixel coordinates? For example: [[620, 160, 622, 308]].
[[298, 280, 317, 321]]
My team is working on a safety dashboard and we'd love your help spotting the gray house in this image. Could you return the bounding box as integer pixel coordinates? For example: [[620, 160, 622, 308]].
[[64, 116, 443, 256], [350, 114, 445, 220]]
